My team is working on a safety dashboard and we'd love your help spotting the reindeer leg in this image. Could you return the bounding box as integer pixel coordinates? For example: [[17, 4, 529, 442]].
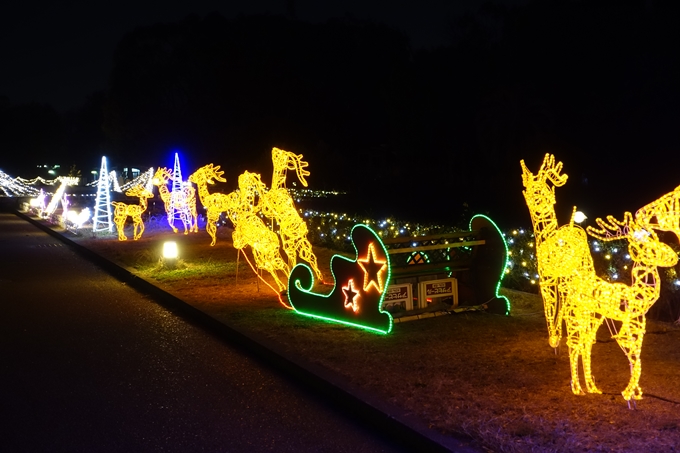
[[564, 307, 585, 395], [117, 222, 127, 241], [191, 212, 198, 233], [182, 212, 190, 235], [617, 317, 646, 403], [582, 313, 603, 394], [114, 216, 127, 241], [539, 278, 562, 349], [206, 211, 219, 246], [133, 217, 144, 240], [166, 210, 178, 233]]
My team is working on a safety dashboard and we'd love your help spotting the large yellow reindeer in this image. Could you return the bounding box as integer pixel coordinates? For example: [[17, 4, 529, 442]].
[[189, 164, 233, 246], [111, 185, 154, 241], [257, 147, 323, 282], [574, 214, 677, 403], [521, 155, 595, 350], [152, 167, 198, 234], [522, 155, 680, 404]]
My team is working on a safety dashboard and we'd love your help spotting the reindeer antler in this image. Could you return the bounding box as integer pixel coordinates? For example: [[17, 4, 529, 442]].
[[294, 154, 310, 186], [125, 185, 153, 198], [152, 167, 171, 184], [586, 212, 635, 241], [207, 164, 226, 183], [521, 154, 568, 189]]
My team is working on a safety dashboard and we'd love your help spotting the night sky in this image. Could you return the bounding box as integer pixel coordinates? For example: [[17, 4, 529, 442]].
[[1, 0, 679, 227], [1, 0, 527, 112]]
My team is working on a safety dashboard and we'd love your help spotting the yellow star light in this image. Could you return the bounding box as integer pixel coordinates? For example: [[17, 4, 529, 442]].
[[358, 242, 387, 293]]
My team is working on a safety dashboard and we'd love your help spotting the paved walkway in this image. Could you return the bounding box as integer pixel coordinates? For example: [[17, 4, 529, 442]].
[[0, 212, 409, 452]]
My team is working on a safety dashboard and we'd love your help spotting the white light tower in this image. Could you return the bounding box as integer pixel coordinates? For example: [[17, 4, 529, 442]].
[[92, 156, 113, 233]]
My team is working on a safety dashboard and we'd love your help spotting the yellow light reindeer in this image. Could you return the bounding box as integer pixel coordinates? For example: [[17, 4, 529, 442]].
[[189, 164, 233, 246], [228, 171, 291, 293], [521, 154, 596, 350], [522, 154, 680, 404], [152, 167, 198, 234], [574, 213, 678, 403], [111, 185, 154, 241], [257, 147, 323, 282]]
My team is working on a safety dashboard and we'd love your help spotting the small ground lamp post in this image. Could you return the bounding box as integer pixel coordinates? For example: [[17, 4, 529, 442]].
[[162, 241, 179, 268]]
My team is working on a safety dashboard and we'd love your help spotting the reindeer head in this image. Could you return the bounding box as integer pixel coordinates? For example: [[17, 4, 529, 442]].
[[152, 167, 172, 186], [237, 171, 267, 208], [587, 212, 678, 268], [189, 164, 226, 186], [125, 185, 154, 200], [272, 147, 310, 187], [521, 154, 568, 211]]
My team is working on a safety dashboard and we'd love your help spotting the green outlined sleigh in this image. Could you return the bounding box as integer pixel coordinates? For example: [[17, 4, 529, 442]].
[[287, 224, 393, 334]]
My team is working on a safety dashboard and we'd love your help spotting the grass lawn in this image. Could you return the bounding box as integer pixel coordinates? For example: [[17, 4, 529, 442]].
[[71, 221, 680, 453]]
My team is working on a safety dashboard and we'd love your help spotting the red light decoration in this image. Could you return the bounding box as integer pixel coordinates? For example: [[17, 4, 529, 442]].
[[342, 279, 360, 313]]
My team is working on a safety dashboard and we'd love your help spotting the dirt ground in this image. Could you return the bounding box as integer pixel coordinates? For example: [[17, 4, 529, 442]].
[[69, 221, 680, 453]]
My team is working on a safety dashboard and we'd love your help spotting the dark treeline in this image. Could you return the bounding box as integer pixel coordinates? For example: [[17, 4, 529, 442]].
[[2, 0, 679, 226]]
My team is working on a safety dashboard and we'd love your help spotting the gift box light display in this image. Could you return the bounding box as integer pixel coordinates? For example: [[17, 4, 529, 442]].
[[522, 154, 680, 405]]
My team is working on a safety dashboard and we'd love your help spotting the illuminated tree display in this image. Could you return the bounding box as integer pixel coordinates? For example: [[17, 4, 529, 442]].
[[153, 166, 198, 234], [93, 156, 113, 233], [111, 185, 154, 241], [189, 164, 234, 246], [288, 224, 393, 334], [522, 154, 679, 404]]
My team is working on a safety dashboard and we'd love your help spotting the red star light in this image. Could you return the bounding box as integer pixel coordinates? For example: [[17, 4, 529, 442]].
[[342, 279, 360, 313]]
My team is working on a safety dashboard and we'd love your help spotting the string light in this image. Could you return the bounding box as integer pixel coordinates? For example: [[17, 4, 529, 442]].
[[288, 223, 393, 334], [0, 170, 41, 197], [118, 168, 153, 193], [522, 154, 679, 404], [111, 185, 154, 241], [43, 176, 79, 218], [65, 207, 91, 230], [257, 147, 324, 282]]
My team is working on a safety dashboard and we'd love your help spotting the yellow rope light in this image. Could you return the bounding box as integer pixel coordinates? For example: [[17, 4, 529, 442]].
[[258, 147, 324, 282], [635, 184, 680, 240], [522, 154, 679, 404], [189, 164, 234, 246], [111, 185, 154, 241], [153, 167, 198, 234], [230, 171, 290, 293]]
